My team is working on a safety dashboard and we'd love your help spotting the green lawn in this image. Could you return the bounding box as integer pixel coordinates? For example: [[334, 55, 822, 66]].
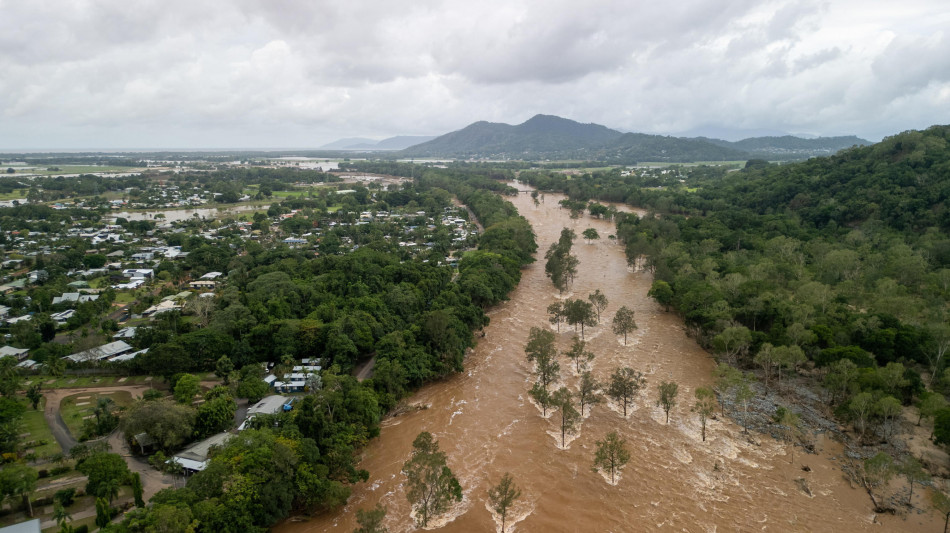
[[19, 397, 61, 458], [113, 292, 136, 304], [37, 493, 98, 533], [0, 189, 28, 200], [38, 375, 158, 390], [60, 391, 134, 441]]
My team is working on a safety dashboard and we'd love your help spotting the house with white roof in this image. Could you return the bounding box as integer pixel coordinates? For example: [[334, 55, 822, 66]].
[[64, 340, 134, 363]]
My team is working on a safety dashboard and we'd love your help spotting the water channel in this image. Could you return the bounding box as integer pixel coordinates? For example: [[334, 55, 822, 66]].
[[278, 182, 936, 532]]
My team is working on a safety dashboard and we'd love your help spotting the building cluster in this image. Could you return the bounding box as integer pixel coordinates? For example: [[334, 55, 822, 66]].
[[0, 182, 478, 378]]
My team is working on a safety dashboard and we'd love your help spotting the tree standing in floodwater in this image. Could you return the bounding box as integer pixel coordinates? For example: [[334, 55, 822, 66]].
[[607, 367, 646, 417], [692, 387, 716, 442], [593, 431, 630, 484], [402, 432, 463, 527], [552, 387, 580, 447], [488, 472, 521, 533], [657, 381, 679, 424], [612, 306, 637, 345]]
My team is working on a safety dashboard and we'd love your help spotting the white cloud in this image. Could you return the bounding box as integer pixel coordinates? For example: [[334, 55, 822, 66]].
[[0, 0, 947, 148]]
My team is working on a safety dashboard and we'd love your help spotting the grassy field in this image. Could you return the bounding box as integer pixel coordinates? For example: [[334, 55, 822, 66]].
[[10, 165, 146, 176], [60, 390, 134, 440], [113, 292, 136, 304], [18, 397, 60, 457], [29, 375, 158, 390], [0, 189, 28, 200], [42, 514, 97, 533]]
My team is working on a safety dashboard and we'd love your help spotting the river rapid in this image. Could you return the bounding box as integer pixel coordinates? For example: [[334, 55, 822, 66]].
[[278, 182, 937, 532]]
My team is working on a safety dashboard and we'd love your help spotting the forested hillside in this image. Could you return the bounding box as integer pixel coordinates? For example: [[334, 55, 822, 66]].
[[703, 135, 869, 158]]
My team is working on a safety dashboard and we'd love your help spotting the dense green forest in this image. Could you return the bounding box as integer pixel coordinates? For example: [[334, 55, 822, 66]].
[[521, 125, 950, 441]]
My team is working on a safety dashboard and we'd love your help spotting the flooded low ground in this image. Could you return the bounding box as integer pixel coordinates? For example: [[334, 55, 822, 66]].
[[278, 182, 940, 532], [110, 204, 259, 222]]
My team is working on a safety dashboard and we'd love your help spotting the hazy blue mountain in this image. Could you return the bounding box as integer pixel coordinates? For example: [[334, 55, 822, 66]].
[[319, 137, 378, 150], [319, 135, 437, 150], [374, 136, 437, 150]]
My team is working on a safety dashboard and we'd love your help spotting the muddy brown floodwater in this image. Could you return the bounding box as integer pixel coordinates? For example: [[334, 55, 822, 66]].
[[278, 182, 940, 532]]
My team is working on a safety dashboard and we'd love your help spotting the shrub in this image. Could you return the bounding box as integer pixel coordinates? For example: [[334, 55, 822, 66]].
[[54, 487, 76, 507], [50, 465, 72, 476]]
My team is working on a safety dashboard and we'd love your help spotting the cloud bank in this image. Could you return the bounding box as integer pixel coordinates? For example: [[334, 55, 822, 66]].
[[0, 0, 948, 148]]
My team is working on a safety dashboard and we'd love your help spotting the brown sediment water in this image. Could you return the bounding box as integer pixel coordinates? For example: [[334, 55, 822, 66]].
[[278, 181, 939, 532]]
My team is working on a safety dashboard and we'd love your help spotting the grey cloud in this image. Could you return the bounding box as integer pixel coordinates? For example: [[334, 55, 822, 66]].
[[0, 0, 947, 148]]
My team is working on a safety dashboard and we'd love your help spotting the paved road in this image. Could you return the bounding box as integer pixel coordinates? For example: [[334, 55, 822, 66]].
[[42, 385, 174, 499]]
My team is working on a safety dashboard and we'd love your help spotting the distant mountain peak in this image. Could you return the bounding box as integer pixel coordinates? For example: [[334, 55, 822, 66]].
[[395, 115, 870, 161]]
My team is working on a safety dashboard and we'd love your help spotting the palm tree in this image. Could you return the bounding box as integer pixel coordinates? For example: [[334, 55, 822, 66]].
[[98, 477, 121, 504], [53, 502, 71, 527]]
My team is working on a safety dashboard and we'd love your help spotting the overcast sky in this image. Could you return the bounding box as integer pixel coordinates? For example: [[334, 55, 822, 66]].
[[1, 0, 948, 149]]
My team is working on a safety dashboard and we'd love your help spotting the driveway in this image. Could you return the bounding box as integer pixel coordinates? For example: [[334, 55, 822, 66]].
[[42, 385, 174, 498]]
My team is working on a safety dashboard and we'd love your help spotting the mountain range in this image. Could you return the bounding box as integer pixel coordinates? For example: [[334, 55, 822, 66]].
[[392, 115, 869, 162]]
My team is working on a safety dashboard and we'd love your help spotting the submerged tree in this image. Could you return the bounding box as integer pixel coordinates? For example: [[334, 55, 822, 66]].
[[593, 431, 630, 484], [582, 227, 600, 244], [552, 387, 580, 447], [402, 432, 463, 527], [657, 381, 679, 424], [564, 299, 597, 340], [529, 382, 553, 417], [588, 289, 608, 322], [578, 371, 602, 416], [607, 367, 646, 417], [525, 327, 559, 391], [354, 504, 388, 533], [564, 336, 595, 373], [547, 301, 565, 333], [692, 387, 716, 442], [611, 306, 637, 345], [488, 472, 521, 533]]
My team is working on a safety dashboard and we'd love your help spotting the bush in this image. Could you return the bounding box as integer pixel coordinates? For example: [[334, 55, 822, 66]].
[[37, 469, 49, 479], [54, 487, 76, 507], [50, 465, 72, 476], [143, 389, 164, 401], [148, 451, 167, 470]]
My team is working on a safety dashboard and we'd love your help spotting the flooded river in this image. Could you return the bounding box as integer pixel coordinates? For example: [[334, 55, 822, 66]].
[[278, 182, 937, 532]]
